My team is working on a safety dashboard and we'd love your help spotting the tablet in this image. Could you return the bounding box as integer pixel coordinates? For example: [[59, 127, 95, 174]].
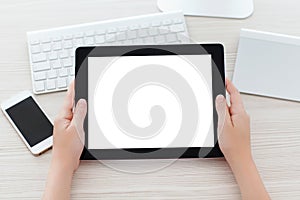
[[75, 44, 225, 160]]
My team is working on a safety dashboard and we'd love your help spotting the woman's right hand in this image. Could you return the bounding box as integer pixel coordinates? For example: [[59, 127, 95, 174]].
[[215, 78, 270, 200], [215, 78, 252, 166]]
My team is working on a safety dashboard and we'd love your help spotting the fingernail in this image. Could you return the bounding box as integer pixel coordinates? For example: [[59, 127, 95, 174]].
[[216, 95, 225, 104], [78, 99, 87, 107]]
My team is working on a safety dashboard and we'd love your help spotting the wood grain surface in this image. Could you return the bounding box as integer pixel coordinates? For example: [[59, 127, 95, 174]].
[[0, 0, 300, 199]]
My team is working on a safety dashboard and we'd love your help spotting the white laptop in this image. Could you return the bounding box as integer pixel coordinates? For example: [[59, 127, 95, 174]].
[[233, 29, 300, 102]]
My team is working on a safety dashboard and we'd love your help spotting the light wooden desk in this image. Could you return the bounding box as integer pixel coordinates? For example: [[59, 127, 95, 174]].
[[0, 0, 300, 199]]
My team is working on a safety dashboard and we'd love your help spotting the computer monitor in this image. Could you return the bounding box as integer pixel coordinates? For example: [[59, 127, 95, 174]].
[[157, 0, 254, 19]]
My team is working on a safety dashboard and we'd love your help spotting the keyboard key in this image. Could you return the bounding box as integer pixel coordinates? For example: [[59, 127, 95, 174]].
[[116, 32, 126, 41], [62, 58, 72, 67], [163, 19, 172, 25], [149, 28, 158, 36], [93, 35, 103, 44], [144, 37, 154, 44], [155, 35, 165, 44], [96, 29, 106, 35], [31, 44, 40, 54], [129, 25, 139, 30], [74, 38, 84, 47], [86, 31, 95, 36], [123, 40, 133, 45], [132, 38, 143, 44], [41, 38, 51, 43], [46, 79, 56, 90], [59, 68, 68, 77], [32, 53, 47, 63], [166, 33, 177, 42], [69, 49, 75, 57], [67, 75, 75, 84], [35, 81, 45, 92], [49, 52, 58, 60], [68, 68, 75, 76], [128, 30, 137, 39], [57, 78, 67, 88], [85, 36, 95, 45], [159, 27, 169, 34], [177, 33, 189, 43], [106, 34, 116, 42], [47, 70, 57, 79], [30, 39, 40, 45], [151, 21, 161, 27], [52, 36, 61, 41], [42, 42, 52, 52], [34, 71, 46, 81], [33, 61, 50, 72], [74, 32, 84, 38], [141, 23, 150, 28], [63, 40, 73, 49], [108, 27, 117, 33], [53, 41, 62, 50], [64, 34, 73, 40], [138, 29, 148, 37], [118, 26, 127, 31], [173, 18, 183, 24], [51, 60, 61, 69], [59, 50, 69, 59], [170, 24, 185, 32]]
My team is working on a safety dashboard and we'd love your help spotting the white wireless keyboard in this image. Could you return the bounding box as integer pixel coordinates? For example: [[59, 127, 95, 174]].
[[27, 11, 190, 94]]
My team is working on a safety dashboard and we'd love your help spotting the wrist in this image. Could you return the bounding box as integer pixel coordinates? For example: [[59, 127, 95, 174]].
[[51, 155, 75, 175], [226, 153, 254, 173], [228, 157, 257, 184]]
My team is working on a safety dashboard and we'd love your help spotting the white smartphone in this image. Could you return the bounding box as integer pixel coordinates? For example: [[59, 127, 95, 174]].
[[1, 91, 53, 155]]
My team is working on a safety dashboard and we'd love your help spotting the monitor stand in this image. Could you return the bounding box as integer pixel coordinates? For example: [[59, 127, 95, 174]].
[[157, 0, 254, 19]]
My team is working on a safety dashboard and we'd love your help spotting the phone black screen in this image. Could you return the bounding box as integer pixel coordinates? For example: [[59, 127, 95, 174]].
[[6, 97, 53, 147]]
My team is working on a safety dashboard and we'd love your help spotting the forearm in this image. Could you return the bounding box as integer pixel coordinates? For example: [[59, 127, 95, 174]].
[[43, 160, 74, 200], [229, 158, 270, 200]]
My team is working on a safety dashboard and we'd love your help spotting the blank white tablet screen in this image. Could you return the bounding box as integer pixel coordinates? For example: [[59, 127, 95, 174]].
[[88, 55, 214, 149]]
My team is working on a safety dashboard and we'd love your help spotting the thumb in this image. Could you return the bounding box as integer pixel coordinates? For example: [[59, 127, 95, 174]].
[[72, 99, 87, 131], [215, 95, 232, 132]]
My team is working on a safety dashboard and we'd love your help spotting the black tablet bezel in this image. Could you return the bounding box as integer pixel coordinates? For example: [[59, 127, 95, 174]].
[[75, 44, 225, 160]]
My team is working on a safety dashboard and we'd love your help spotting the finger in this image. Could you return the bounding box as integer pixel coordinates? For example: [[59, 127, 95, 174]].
[[226, 78, 245, 115], [59, 81, 75, 120], [215, 95, 232, 132], [71, 99, 87, 140], [65, 81, 74, 109]]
